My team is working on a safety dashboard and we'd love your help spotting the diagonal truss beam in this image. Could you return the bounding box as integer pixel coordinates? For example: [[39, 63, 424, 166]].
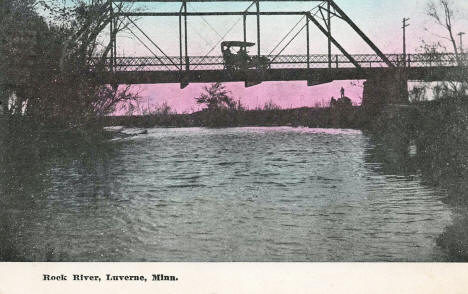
[[267, 3, 325, 59], [318, 5, 342, 21], [113, 0, 394, 71], [126, 26, 172, 70], [125, 16, 181, 70], [328, 0, 394, 68], [191, 1, 256, 70], [306, 13, 361, 68]]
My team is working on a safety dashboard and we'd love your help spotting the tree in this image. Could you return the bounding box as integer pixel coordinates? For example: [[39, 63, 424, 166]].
[[38, 0, 140, 121], [262, 100, 280, 111], [195, 83, 237, 111], [194, 83, 244, 127], [0, 0, 47, 115], [426, 0, 462, 66], [422, 0, 467, 99], [0, 0, 140, 125]]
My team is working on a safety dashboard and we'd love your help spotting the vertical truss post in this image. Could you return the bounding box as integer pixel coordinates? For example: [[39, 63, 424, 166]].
[[113, 8, 117, 65], [183, 1, 189, 71], [243, 14, 247, 43], [256, 0, 260, 58], [327, 0, 331, 69], [306, 13, 361, 68], [179, 3, 183, 71], [306, 17, 310, 70], [109, 0, 114, 71]]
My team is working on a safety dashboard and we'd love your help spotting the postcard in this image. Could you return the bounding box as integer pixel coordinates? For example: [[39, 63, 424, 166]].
[[0, 0, 467, 292]]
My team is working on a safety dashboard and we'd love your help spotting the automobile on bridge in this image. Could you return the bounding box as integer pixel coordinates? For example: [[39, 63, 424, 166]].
[[221, 41, 271, 71]]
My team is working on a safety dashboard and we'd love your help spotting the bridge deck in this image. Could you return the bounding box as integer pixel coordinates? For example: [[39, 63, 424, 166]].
[[96, 67, 464, 85], [92, 53, 466, 85]]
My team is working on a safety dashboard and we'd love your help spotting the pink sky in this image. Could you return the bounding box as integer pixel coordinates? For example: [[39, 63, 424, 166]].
[[111, 0, 468, 114], [133, 80, 363, 113]]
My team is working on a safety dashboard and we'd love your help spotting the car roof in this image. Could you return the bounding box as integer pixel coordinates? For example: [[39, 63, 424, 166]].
[[221, 41, 255, 47]]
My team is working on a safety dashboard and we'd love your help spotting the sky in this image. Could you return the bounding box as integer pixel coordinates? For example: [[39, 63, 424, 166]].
[[109, 0, 468, 113]]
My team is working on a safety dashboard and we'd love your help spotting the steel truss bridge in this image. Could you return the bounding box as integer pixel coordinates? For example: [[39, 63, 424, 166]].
[[98, 0, 467, 87]]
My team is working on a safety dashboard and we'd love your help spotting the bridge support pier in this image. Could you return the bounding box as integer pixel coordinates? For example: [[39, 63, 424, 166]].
[[179, 70, 189, 89], [362, 70, 408, 113]]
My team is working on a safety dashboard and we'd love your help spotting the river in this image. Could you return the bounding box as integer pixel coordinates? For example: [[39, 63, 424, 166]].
[[0, 126, 462, 261]]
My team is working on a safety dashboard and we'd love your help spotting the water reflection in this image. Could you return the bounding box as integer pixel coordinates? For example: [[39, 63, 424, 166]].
[[363, 130, 468, 261], [0, 126, 465, 261], [0, 127, 123, 260]]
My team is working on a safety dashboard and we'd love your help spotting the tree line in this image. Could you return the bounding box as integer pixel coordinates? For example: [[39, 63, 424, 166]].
[[0, 0, 138, 126]]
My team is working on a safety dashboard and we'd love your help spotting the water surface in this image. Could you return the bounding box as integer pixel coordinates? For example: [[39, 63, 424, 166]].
[[0, 127, 457, 261]]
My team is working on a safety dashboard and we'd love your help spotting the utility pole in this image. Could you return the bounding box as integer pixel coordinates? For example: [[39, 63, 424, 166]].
[[458, 32, 465, 53], [402, 17, 410, 67]]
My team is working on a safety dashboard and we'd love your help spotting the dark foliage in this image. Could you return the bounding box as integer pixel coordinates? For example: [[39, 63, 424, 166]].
[[102, 105, 361, 129], [364, 94, 468, 261], [0, 0, 138, 127]]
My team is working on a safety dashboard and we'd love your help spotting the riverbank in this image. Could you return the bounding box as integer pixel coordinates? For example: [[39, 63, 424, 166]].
[[370, 97, 468, 190], [368, 97, 468, 195], [102, 105, 362, 129], [367, 96, 468, 260]]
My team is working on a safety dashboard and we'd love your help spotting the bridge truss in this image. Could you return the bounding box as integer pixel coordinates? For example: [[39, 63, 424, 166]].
[[93, 53, 464, 71], [102, 0, 465, 87]]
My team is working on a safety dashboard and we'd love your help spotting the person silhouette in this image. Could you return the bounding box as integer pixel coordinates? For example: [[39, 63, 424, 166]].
[[340, 87, 345, 98]]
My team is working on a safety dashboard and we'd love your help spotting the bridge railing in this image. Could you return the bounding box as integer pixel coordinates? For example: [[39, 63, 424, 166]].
[[90, 53, 467, 72]]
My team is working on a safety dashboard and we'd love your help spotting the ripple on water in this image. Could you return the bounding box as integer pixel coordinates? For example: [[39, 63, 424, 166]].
[[0, 126, 455, 261]]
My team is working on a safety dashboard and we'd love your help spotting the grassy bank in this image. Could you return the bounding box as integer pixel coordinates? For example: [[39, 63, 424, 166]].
[[102, 105, 362, 129]]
